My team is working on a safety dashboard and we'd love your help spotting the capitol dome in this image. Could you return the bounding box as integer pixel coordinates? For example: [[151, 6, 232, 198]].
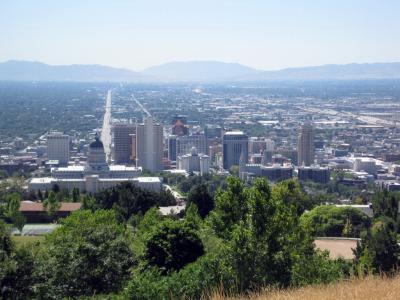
[[90, 134, 104, 148]]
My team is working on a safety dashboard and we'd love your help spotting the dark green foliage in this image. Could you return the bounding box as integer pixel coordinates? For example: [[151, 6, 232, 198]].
[[72, 187, 80, 203], [43, 190, 61, 218], [301, 205, 371, 237], [292, 251, 351, 286], [208, 177, 248, 239], [208, 177, 331, 292], [34, 210, 134, 299], [144, 219, 204, 274], [355, 217, 400, 274], [354, 190, 400, 275], [94, 182, 175, 221], [124, 252, 236, 300], [372, 190, 399, 222], [177, 173, 226, 195], [187, 183, 214, 218], [4, 193, 26, 232], [0, 220, 35, 299]]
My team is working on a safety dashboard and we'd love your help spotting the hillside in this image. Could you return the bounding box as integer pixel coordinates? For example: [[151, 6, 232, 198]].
[[212, 276, 400, 300], [0, 60, 150, 82], [2, 60, 400, 82], [243, 62, 400, 81], [143, 60, 260, 81]]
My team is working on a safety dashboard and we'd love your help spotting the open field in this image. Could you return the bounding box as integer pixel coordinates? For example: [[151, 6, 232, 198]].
[[314, 238, 358, 259], [212, 275, 400, 300]]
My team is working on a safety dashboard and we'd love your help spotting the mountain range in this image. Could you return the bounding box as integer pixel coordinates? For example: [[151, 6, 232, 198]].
[[1, 60, 400, 82]]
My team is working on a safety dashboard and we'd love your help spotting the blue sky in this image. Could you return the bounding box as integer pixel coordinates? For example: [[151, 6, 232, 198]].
[[1, 0, 399, 70]]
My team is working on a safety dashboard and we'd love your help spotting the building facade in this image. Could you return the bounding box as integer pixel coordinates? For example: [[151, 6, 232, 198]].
[[298, 123, 315, 166], [223, 131, 248, 170], [112, 123, 136, 164], [177, 147, 210, 175], [136, 116, 164, 172], [46, 131, 70, 165], [29, 135, 161, 193]]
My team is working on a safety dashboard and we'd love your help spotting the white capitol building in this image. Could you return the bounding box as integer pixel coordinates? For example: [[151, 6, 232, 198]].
[[29, 135, 161, 193]]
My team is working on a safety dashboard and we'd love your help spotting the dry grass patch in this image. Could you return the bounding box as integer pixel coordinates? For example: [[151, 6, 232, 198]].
[[211, 275, 400, 300]]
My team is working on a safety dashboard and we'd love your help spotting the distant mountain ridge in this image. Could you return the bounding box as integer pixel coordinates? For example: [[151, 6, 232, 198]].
[[142, 61, 260, 81], [1, 60, 400, 82], [0, 60, 148, 82]]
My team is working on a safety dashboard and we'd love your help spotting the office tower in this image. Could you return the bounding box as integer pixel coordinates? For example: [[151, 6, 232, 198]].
[[222, 131, 248, 170], [172, 120, 189, 136], [176, 134, 207, 156], [47, 131, 70, 165], [204, 125, 222, 139], [136, 116, 163, 172], [168, 135, 177, 161], [297, 123, 315, 166], [249, 138, 266, 155], [130, 134, 136, 163], [112, 123, 136, 164], [298, 166, 330, 184], [177, 147, 210, 175]]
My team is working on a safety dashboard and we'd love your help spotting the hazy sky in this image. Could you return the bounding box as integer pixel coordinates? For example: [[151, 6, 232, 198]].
[[1, 0, 400, 71]]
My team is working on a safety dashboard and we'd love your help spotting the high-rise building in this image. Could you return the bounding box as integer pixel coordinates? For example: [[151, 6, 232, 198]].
[[298, 166, 330, 184], [46, 131, 70, 165], [178, 147, 210, 175], [176, 134, 207, 156], [297, 124, 315, 166], [130, 134, 136, 163], [168, 135, 178, 161], [223, 131, 248, 170], [136, 116, 163, 172], [112, 123, 136, 164]]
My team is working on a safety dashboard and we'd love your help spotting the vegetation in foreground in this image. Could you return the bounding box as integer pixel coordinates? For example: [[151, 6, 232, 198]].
[[1, 177, 400, 299]]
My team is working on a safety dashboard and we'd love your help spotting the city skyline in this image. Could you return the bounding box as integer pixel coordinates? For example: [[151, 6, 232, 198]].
[[1, 0, 400, 70]]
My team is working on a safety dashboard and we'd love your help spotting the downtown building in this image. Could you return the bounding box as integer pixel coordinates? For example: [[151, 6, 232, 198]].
[[46, 131, 70, 165], [298, 166, 331, 184], [177, 147, 210, 175], [298, 123, 315, 166], [136, 116, 164, 172], [29, 135, 162, 193], [112, 122, 136, 164], [222, 131, 248, 170], [176, 133, 207, 158]]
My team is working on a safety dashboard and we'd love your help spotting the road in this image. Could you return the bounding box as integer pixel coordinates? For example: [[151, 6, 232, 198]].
[[132, 93, 151, 117], [101, 90, 112, 162]]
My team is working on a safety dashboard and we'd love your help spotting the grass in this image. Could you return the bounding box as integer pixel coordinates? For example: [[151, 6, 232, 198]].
[[12, 235, 44, 248], [211, 275, 400, 300]]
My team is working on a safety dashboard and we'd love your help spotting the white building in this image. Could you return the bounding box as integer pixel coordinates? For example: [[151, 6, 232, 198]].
[[136, 116, 163, 172], [353, 157, 377, 175], [46, 131, 70, 165], [178, 147, 210, 175], [29, 135, 161, 193]]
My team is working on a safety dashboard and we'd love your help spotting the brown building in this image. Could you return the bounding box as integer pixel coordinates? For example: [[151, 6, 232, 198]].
[[19, 201, 81, 223]]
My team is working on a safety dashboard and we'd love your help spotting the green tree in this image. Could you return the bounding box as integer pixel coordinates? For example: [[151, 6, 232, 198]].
[[0, 220, 34, 299], [144, 219, 204, 274], [43, 190, 61, 218], [300, 205, 371, 237], [355, 217, 400, 274], [208, 176, 248, 239], [72, 187, 80, 203], [34, 210, 134, 299], [5, 192, 26, 232], [81, 194, 96, 211], [187, 183, 214, 218]]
